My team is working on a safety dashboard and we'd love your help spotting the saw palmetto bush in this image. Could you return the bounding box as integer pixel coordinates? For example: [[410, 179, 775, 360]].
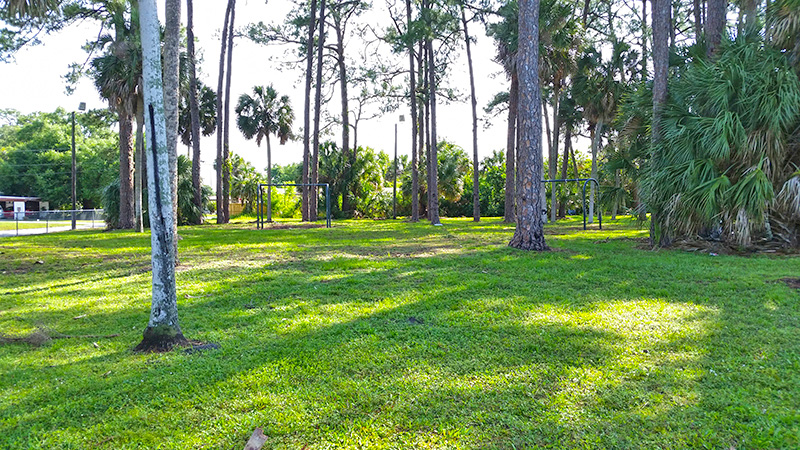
[[644, 39, 800, 247]]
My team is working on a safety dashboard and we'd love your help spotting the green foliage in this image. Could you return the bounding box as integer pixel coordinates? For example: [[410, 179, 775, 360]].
[[235, 85, 294, 147], [178, 83, 217, 148], [271, 162, 301, 184], [229, 154, 263, 214], [102, 155, 211, 228], [478, 150, 506, 217], [644, 39, 800, 247], [0, 109, 118, 208], [177, 155, 211, 225]]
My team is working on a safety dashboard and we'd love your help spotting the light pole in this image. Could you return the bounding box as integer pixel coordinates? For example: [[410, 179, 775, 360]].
[[393, 115, 405, 219], [71, 102, 86, 230]]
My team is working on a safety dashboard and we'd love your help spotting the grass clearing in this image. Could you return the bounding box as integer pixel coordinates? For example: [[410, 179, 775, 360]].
[[1, 216, 799, 449]]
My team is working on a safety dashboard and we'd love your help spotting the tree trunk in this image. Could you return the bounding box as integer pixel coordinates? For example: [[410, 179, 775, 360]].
[[504, 69, 518, 223], [118, 111, 135, 229], [422, 42, 431, 220], [550, 82, 560, 223], [216, 1, 232, 224], [693, 0, 702, 39], [333, 16, 351, 215], [509, 0, 547, 251], [266, 136, 272, 222], [311, 0, 325, 222], [407, 0, 419, 222], [222, 0, 236, 223], [135, 0, 186, 352], [652, 0, 671, 245], [461, 7, 480, 222], [588, 120, 602, 223], [612, 169, 620, 219], [426, 36, 440, 225], [164, 0, 180, 265], [187, 0, 203, 224], [135, 92, 144, 232], [418, 42, 427, 219], [705, 0, 726, 57], [642, 0, 648, 79], [557, 126, 571, 217], [302, 0, 317, 222], [542, 100, 551, 222], [652, 0, 669, 141]]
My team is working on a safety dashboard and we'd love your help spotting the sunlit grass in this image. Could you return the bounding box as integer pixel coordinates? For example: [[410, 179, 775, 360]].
[[1, 216, 798, 449]]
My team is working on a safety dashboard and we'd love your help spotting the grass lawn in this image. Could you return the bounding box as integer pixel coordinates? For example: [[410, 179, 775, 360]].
[[1, 216, 799, 449], [0, 220, 99, 231]]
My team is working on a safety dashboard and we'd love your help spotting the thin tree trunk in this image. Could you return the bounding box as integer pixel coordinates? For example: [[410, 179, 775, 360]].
[[426, 36, 440, 225], [135, 0, 186, 352], [542, 100, 551, 222], [693, 0, 702, 39], [422, 42, 431, 219], [311, 0, 325, 222], [612, 169, 620, 219], [216, 2, 232, 224], [557, 126, 571, 217], [588, 120, 602, 223], [509, 0, 547, 251], [187, 0, 203, 224], [550, 81, 561, 222], [333, 15, 351, 215], [504, 69, 518, 223], [418, 41, 427, 218], [118, 111, 135, 229], [461, 7, 480, 222], [135, 92, 144, 232], [407, 0, 419, 222], [223, 0, 237, 223], [642, 0, 648, 79], [266, 135, 272, 222], [302, 0, 318, 222]]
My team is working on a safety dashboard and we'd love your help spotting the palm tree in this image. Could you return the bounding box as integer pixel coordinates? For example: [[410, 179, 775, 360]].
[[644, 40, 800, 248], [1, 0, 58, 17], [235, 85, 294, 223], [510, 0, 548, 251], [488, 0, 519, 223], [90, 2, 140, 230], [185, 0, 204, 224]]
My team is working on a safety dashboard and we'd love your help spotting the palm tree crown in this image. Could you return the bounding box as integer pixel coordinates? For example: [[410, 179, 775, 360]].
[[235, 85, 294, 148]]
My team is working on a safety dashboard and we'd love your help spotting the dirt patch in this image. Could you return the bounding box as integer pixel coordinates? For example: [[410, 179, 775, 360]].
[[260, 223, 326, 230], [779, 278, 800, 289]]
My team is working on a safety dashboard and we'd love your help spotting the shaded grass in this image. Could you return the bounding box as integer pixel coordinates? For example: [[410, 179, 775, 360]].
[[1, 216, 799, 449]]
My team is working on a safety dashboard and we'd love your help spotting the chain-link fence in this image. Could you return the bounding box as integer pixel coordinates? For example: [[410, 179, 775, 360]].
[[0, 209, 105, 237]]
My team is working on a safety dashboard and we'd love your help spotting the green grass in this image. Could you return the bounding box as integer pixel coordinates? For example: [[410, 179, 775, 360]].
[[0, 220, 98, 231], [1, 216, 799, 449]]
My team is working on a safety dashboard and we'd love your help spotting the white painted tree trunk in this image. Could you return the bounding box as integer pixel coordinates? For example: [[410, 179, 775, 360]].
[[136, 0, 185, 351], [164, 0, 181, 264]]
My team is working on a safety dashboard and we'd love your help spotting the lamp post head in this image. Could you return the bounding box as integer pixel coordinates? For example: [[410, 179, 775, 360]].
[[78, 102, 87, 111]]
